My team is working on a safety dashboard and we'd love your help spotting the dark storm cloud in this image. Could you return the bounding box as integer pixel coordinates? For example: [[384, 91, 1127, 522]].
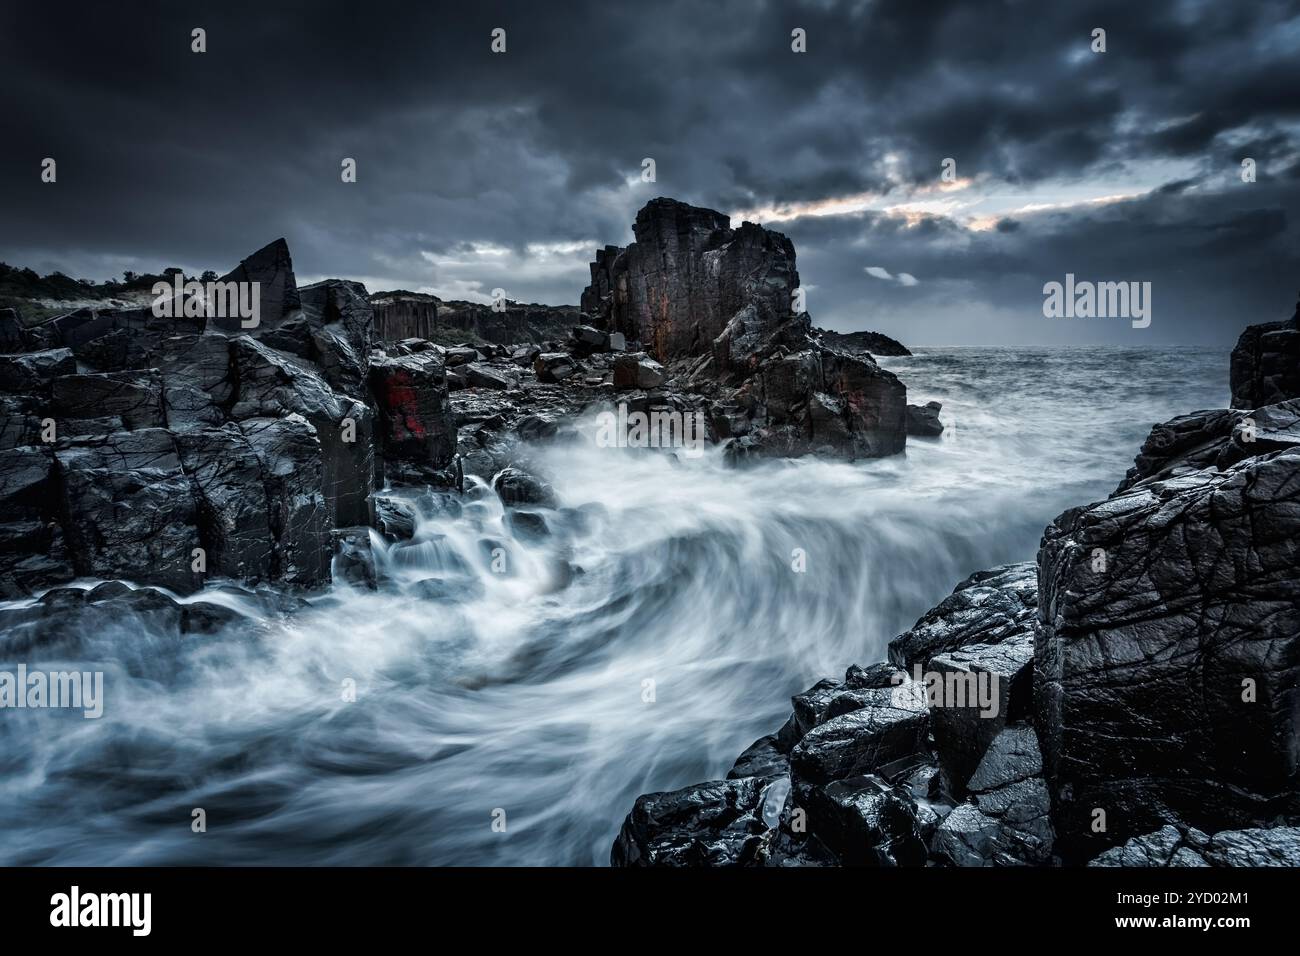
[[0, 0, 1297, 342]]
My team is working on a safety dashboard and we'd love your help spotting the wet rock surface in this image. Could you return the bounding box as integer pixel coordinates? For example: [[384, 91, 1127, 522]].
[[611, 301, 1300, 867]]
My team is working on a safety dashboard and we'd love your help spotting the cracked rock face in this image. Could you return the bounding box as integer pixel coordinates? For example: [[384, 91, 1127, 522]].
[[1089, 824, 1300, 867], [1230, 312, 1300, 409], [581, 198, 907, 461], [1036, 447, 1300, 862]]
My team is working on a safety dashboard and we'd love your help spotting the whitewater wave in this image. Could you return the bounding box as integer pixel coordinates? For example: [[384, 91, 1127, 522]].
[[0, 346, 1228, 864]]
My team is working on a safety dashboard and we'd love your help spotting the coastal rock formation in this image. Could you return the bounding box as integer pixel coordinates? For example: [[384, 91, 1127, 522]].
[[1036, 426, 1300, 861], [370, 291, 577, 346], [818, 328, 912, 358], [612, 305, 1300, 868], [581, 198, 907, 461], [1229, 305, 1300, 408], [906, 401, 944, 437], [0, 238, 402, 597]]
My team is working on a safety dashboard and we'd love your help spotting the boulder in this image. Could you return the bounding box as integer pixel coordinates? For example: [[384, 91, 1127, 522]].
[[888, 562, 1037, 671], [930, 725, 1054, 866], [906, 401, 944, 437], [367, 351, 456, 481], [789, 689, 930, 786], [612, 353, 666, 390], [610, 775, 783, 867], [0, 348, 76, 394], [533, 352, 578, 383], [1036, 450, 1300, 861], [1230, 310, 1300, 409]]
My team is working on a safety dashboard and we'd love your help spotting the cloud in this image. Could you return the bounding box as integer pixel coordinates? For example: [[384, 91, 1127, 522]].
[[0, 0, 1295, 345]]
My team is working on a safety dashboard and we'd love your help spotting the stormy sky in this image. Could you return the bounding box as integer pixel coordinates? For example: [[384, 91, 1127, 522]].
[[2, 0, 1298, 346]]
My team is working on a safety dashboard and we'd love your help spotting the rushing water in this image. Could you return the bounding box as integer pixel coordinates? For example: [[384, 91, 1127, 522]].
[[0, 346, 1229, 865]]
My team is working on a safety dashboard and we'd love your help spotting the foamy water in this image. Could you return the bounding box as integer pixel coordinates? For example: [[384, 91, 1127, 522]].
[[0, 346, 1229, 865]]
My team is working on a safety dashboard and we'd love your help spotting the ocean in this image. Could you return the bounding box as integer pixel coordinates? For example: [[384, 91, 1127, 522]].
[[0, 346, 1230, 865]]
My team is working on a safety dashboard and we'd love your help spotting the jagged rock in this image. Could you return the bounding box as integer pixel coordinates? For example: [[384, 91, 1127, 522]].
[[734, 347, 906, 460], [931, 725, 1054, 866], [906, 401, 944, 437], [1230, 312, 1300, 409], [367, 350, 456, 483], [1087, 825, 1211, 867], [54, 429, 202, 593], [297, 279, 374, 398], [150, 333, 235, 430], [728, 735, 789, 779], [793, 775, 927, 866], [509, 345, 541, 367], [1089, 824, 1300, 867], [612, 353, 666, 390], [0, 446, 74, 597], [371, 494, 417, 542], [232, 335, 374, 525], [610, 775, 782, 867], [583, 198, 798, 361], [791, 677, 844, 736], [571, 325, 609, 354], [789, 689, 930, 786], [463, 363, 517, 390], [817, 328, 912, 357], [0, 348, 76, 394], [1036, 450, 1300, 862], [1114, 407, 1243, 492], [533, 352, 577, 383], [927, 635, 1034, 794], [209, 238, 301, 334], [845, 662, 906, 689], [444, 346, 478, 367], [51, 371, 166, 430], [239, 416, 331, 587], [175, 426, 275, 583], [491, 467, 557, 508], [888, 562, 1037, 671]]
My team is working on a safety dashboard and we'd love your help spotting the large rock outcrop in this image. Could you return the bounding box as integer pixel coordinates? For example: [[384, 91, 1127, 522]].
[[1036, 415, 1300, 862], [1229, 303, 1300, 409], [581, 198, 907, 460], [0, 238, 449, 598]]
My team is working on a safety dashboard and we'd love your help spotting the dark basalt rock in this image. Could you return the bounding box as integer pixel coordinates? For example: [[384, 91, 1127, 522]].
[[817, 328, 912, 357], [728, 735, 789, 779], [888, 562, 1037, 671], [491, 466, 558, 508], [51, 370, 166, 430], [209, 237, 301, 334], [931, 724, 1054, 866], [239, 415, 332, 588], [54, 429, 202, 593], [906, 401, 944, 437], [1088, 824, 1300, 867], [367, 350, 456, 484], [789, 689, 930, 786], [610, 775, 781, 867], [1230, 312, 1300, 409], [1036, 449, 1300, 862], [0, 348, 76, 394], [581, 199, 908, 461]]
